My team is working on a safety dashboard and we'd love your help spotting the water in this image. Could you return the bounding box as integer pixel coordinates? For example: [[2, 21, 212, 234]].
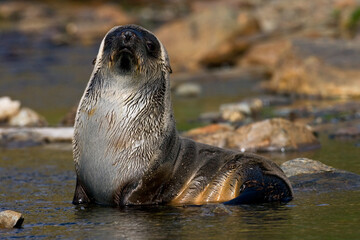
[[1, 33, 360, 239], [0, 135, 359, 239]]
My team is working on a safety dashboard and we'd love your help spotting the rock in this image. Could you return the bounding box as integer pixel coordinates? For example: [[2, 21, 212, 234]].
[[281, 158, 337, 177], [184, 124, 234, 148], [271, 100, 360, 130], [0, 129, 45, 148], [329, 125, 360, 139], [65, 4, 135, 45], [221, 109, 246, 123], [200, 204, 232, 216], [198, 112, 222, 124], [254, 0, 339, 37], [254, 38, 360, 98], [185, 123, 234, 136], [221, 102, 251, 116], [228, 118, 320, 152], [220, 98, 263, 122], [198, 96, 292, 124], [0, 1, 135, 45], [0, 210, 24, 229], [155, 5, 260, 72], [241, 39, 291, 73], [174, 83, 202, 97], [185, 118, 320, 152], [8, 107, 47, 127], [0, 127, 74, 148], [0, 97, 20, 122], [281, 158, 360, 192]]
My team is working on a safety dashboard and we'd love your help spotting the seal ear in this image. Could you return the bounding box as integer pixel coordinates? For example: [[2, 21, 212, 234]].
[[166, 65, 173, 74], [92, 57, 96, 65], [159, 43, 172, 74]]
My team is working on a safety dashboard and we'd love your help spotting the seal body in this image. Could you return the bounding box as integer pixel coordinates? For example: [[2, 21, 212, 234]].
[[73, 25, 293, 206]]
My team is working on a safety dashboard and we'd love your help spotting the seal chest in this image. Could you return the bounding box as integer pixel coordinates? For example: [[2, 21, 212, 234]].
[[73, 25, 293, 206]]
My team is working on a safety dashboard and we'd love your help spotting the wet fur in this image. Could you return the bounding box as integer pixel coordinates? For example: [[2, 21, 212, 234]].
[[73, 25, 293, 206]]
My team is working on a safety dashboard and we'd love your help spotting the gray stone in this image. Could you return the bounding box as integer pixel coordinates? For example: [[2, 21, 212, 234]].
[[281, 158, 337, 177], [281, 158, 360, 192]]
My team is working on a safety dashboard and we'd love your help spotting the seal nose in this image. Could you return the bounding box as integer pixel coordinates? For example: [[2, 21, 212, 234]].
[[121, 30, 136, 45]]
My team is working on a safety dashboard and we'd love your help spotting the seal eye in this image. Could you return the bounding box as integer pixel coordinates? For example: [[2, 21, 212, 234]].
[[146, 41, 156, 53]]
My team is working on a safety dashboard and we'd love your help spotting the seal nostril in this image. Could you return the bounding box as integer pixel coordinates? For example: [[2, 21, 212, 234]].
[[122, 31, 134, 43]]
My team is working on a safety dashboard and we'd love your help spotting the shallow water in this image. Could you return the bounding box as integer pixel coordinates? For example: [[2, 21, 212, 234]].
[[1, 137, 359, 239], [1, 33, 360, 239]]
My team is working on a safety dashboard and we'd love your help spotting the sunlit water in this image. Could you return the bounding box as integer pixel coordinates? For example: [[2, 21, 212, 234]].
[[1, 33, 359, 239]]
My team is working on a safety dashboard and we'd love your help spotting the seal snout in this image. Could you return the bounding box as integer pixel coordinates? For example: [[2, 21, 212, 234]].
[[121, 30, 136, 45], [112, 29, 141, 72]]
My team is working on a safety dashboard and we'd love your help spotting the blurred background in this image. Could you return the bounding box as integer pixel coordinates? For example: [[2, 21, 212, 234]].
[[1, 0, 360, 132], [1, 1, 360, 238]]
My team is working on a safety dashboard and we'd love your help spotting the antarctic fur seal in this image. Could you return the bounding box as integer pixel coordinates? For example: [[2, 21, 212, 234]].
[[72, 25, 293, 206]]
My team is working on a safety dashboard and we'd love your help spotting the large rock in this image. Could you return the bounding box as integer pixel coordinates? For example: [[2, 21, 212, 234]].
[[184, 118, 319, 152], [228, 118, 320, 151], [0, 97, 20, 122], [155, 5, 260, 72], [0, 210, 24, 229], [244, 38, 360, 98], [281, 158, 360, 192]]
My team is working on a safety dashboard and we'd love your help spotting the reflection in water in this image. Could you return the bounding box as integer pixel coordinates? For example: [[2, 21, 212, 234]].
[[71, 203, 294, 239]]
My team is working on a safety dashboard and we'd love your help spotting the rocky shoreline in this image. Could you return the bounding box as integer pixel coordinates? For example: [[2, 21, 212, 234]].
[[1, 95, 359, 149], [1, 1, 360, 97]]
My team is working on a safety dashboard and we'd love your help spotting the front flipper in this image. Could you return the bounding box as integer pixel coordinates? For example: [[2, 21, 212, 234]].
[[73, 178, 92, 205], [224, 175, 293, 205]]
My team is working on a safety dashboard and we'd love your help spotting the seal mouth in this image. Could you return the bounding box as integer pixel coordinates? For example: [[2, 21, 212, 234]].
[[116, 48, 135, 72]]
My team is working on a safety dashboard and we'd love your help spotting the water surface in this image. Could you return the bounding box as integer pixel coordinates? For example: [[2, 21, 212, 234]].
[[1, 137, 359, 239]]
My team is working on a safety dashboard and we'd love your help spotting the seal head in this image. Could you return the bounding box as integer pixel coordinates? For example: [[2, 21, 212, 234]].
[[92, 25, 171, 81]]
